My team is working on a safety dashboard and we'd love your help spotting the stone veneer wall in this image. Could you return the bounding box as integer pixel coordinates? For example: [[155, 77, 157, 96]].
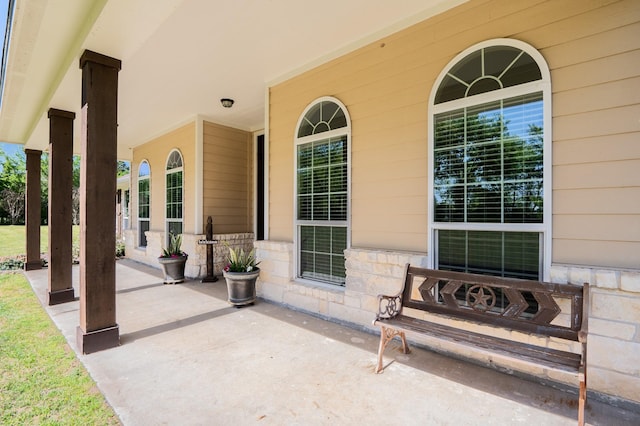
[[254, 240, 428, 331], [123, 230, 254, 278], [549, 264, 640, 404], [254, 239, 640, 405]]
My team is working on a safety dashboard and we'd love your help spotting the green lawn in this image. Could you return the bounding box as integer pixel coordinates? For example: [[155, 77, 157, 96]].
[[0, 272, 120, 425], [0, 225, 80, 257]]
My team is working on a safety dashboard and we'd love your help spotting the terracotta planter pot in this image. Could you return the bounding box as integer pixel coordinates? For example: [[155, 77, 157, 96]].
[[158, 255, 188, 284], [223, 268, 259, 306]]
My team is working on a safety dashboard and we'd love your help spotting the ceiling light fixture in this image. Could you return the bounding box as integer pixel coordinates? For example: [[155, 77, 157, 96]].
[[220, 98, 234, 108]]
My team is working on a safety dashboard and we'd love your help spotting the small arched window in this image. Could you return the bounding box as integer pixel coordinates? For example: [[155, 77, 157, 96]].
[[138, 160, 151, 247], [295, 97, 351, 286], [429, 39, 551, 282], [165, 150, 183, 244]]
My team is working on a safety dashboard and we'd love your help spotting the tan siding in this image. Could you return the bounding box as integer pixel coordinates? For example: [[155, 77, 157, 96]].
[[554, 134, 640, 165], [202, 121, 253, 234], [519, 0, 636, 48], [131, 122, 196, 235], [553, 77, 640, 117], [553, 239, 640, 268], [542, 22, 640, 69], [269, 0, 640, 268], [554, 215, 640, 241], [554, 160, 640, 190], [552, 50, 640, 92], [554, 104, 640, 141], [554, 188, 640, 215]]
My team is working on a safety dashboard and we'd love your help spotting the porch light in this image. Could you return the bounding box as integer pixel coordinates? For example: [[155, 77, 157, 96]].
[[220, 98, 234, 108]]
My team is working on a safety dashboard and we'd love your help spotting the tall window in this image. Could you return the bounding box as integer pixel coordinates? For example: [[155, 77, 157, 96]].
[[430, 40, 551, 280], [165, 150, 183, 243], [295, 98, 350, 286], [138, 160, 151, 247]]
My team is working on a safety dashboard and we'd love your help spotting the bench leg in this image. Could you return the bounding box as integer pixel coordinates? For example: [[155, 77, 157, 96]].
[[578, 371, 586, 426], [376, 326, 410, 373], [399, 331, 410, 355]]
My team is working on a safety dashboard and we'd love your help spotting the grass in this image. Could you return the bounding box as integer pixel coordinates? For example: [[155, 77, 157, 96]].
[[0, 225, 81, 258], [0, 272, 120, 425], [0, 226, 82, 270]]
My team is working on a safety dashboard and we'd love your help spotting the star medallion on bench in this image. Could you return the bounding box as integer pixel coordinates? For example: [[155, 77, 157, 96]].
[[466, 285, 496, 311]]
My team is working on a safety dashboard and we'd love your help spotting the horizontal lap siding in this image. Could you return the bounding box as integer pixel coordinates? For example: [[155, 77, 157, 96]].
[[269, 0, 640, 268], [543, 5, 640, 269], [202, 122, 252, 234], [132, 122, 196, 234]]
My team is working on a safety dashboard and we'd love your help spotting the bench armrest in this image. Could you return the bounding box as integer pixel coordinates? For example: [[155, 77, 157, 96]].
[[578, 282, 589, 343], [376, 294, 403, 320]]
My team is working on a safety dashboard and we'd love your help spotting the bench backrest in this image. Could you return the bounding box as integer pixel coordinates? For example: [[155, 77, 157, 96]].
[[400, 265, 586, 341]]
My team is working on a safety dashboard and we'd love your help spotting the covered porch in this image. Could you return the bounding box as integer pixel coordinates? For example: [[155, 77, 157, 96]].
[[24, 260, 638, 425]]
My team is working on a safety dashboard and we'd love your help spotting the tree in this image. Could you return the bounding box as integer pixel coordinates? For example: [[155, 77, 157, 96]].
[[72, 156, 81, 224], [0, 148, 115, 225], [117, 160, 130, 177], [0, 148, 26, 224], [40, 152, 49, 224], [1, 188, 24, 224]]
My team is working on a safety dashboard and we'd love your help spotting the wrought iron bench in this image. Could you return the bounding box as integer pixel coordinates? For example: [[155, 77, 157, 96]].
[[373, 264, 589, 425]]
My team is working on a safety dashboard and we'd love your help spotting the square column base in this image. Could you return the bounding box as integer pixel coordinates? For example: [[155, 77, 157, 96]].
[[24, 261, 42, 271], [48, 288, 76, 305], [76, 324, 120, 354]]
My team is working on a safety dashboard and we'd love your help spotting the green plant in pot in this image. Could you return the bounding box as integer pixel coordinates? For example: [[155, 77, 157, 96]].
[[223, 245, 260, 307], [158, 233, 188, 284]]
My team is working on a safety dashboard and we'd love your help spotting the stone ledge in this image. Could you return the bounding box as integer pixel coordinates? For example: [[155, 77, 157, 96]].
[[550, 264, 640, 293]]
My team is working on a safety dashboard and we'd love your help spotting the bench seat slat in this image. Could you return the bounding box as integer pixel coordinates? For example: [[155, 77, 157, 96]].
[[375, 315, 581, 373]]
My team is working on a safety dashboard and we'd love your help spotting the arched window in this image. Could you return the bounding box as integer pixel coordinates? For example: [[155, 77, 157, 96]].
[[138, 160, 151, 247], [429, 39, 551, 282], [295, 97, 351, 286], [165, 150, 183, 244]]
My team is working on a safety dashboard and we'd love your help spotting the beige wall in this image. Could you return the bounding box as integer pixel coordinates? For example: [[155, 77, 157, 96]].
[[268, 0, 640, 269], [131, 122, 196, 235], [202, 121, 253, 234]]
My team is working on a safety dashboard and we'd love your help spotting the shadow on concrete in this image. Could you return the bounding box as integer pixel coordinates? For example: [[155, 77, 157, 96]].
[[181, 280, 640, 425], [120, 306, 237, 344], [117, 282, 165, 294], [25, 261, 640, 425], [110, 261, 639, 424]]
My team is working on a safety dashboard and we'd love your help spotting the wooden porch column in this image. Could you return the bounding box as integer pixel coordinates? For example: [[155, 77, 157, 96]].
[[47, 109, 76, 305], [76, 50, 121, 354], [24, 149, 42, 271]]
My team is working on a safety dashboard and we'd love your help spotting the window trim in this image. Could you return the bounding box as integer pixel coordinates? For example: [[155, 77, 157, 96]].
[[293, 96, 352, 287], [165, 149, 184, 243], [427, 38, 552, 280], [137, 159, 151, 248]]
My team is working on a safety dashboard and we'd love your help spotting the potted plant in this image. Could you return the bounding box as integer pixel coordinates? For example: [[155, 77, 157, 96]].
[[158, 233, 188, 284], [222, 245, 260, 307]]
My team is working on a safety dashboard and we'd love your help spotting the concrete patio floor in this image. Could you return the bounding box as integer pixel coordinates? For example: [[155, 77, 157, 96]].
[[25, 259, 639, 425]]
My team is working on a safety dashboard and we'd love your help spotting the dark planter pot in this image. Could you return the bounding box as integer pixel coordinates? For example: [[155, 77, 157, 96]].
[[223, 268, 260, 307], [158, 255, 188, 284]]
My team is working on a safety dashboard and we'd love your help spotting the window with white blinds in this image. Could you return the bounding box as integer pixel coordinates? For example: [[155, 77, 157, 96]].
[[138, 160, 150, 247], [295, 99, 350, 286], [430, 41, 550, 280], [165, 150, 183, 243], [434, 93, 543, 225]]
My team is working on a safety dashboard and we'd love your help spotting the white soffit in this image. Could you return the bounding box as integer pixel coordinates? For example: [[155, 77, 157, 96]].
[[1, 0, 467, 158]]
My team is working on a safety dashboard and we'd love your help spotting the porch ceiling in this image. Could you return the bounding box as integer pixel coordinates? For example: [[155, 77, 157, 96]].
[[0, 0, 466, 159]]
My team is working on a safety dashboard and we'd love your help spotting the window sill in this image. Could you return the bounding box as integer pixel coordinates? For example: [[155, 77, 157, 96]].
[[293, 277, 346, 292]]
